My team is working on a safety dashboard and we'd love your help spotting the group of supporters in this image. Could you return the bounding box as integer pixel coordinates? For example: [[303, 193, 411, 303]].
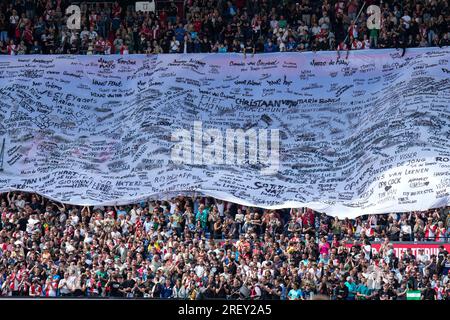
[[0, 192, 449, 299], [0, 0, 448, 55]]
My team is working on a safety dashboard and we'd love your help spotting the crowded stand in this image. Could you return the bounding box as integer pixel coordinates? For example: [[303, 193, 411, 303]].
[[0, 191, 449, 299], [0, 0, 448, 55]]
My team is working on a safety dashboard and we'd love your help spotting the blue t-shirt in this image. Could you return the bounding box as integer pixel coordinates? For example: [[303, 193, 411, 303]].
[[356, 284, 371, 299], [288, 289, 302, 300], [345, 282, 357, 299], [161, 285, 173, 298], [117, 210, 127, 218], [302, 289, 313, 300], [175, 27, 186, 42], [264, 43, 278, 52], [287, 41, 297, 51]]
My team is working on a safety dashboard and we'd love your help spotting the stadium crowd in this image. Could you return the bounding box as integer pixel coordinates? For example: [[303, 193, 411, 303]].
[[0, 0, 450, 302], [0, 0, 448, 55], [0, 191, 449, 299]]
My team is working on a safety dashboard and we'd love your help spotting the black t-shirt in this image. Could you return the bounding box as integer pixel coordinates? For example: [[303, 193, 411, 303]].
[[152, 282, 163, 297], [200, 40, 211, 53], [109, 281, 122, 297], [335, 285, 348, 299], [263, 283, 275, 299], [168, 4, 178, 17], [378, 288, 396, 300], [444, 289, 450, 300], [423, 288, 436, 300], [223, 29, 234, 42], [389, 256, 399, 269], [3, 222, 14, 232], [165, 29, 175, 39], [30, 202, 42, 211], [272, 284, 283, 300], [216, 283, 228, 299], [232, 44, 241, 53], [134, 283, 147, 298], [122, 279, 136, 292], [204, 284, 216, 298], [161, 38, 170, 53], [245, 44, 254, 52], [403, 253, 416, 263], [18, 218, 27, 231], [438, 250, 448, 264], [319, 283, 330, 296]]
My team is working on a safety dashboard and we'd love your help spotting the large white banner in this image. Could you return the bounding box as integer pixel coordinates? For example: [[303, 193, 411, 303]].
[[0, 48, 449, 218]]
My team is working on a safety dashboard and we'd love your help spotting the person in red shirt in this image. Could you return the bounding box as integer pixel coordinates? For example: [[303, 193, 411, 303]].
[[435, 221, 447, 242], [193, 18, 202, 33], [29, 278, 42, 297], [140, 22, 152, 41], [94, 37, 106, 54], [336, 40, 349, 59], [348, 21, 358, 39], [235, 0, 245, 9], [112, 1, 122, 17], [159, 9, 168, 26], [23, 25, 34, 47], [6, 39, 17, 55], [120, 44, 129, 54], [424, 218, 437, 240]]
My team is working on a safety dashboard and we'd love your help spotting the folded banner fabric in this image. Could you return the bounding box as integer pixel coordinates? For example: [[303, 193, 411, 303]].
[[0, 48, 449, 218]]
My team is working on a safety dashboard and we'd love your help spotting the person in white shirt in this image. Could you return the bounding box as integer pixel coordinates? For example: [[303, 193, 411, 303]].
[[401, 12, 411, 29], [70, 211, 79, 226], [26, 214, 40, 234], [215, 199, 225, 217], [66, 270, 77, 294], [14, 195, 25, 209], [319, 11, 330, 29], [7, 192, 25, 209], [143, 216, 152, 233], [363, 239, 372, 261], [88, 26, 98, 41], [129, 205, 140, 224], [80, 27, 90, 39], [416, 248, 429, 273], [443, 272, 450, 285], [269, 16, 279, 30], [363, 35, 371, 49], [104, 41, 111, 54], [194, 260, 205, 278], [9, 10, 19, 26], [172, 279, 187, 298], [169, 200, 177, 214], [351, 37, 363, 50], [43, 277, 58, 297], [278, 39, 286, 52], [311, 22, 321, 36], [170, 36, 180, 53], [121, 215, 133, 235], [58, 273, 71, 296]]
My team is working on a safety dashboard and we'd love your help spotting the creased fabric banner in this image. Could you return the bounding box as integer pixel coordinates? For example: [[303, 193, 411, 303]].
[[0, 48, 449, 218]]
